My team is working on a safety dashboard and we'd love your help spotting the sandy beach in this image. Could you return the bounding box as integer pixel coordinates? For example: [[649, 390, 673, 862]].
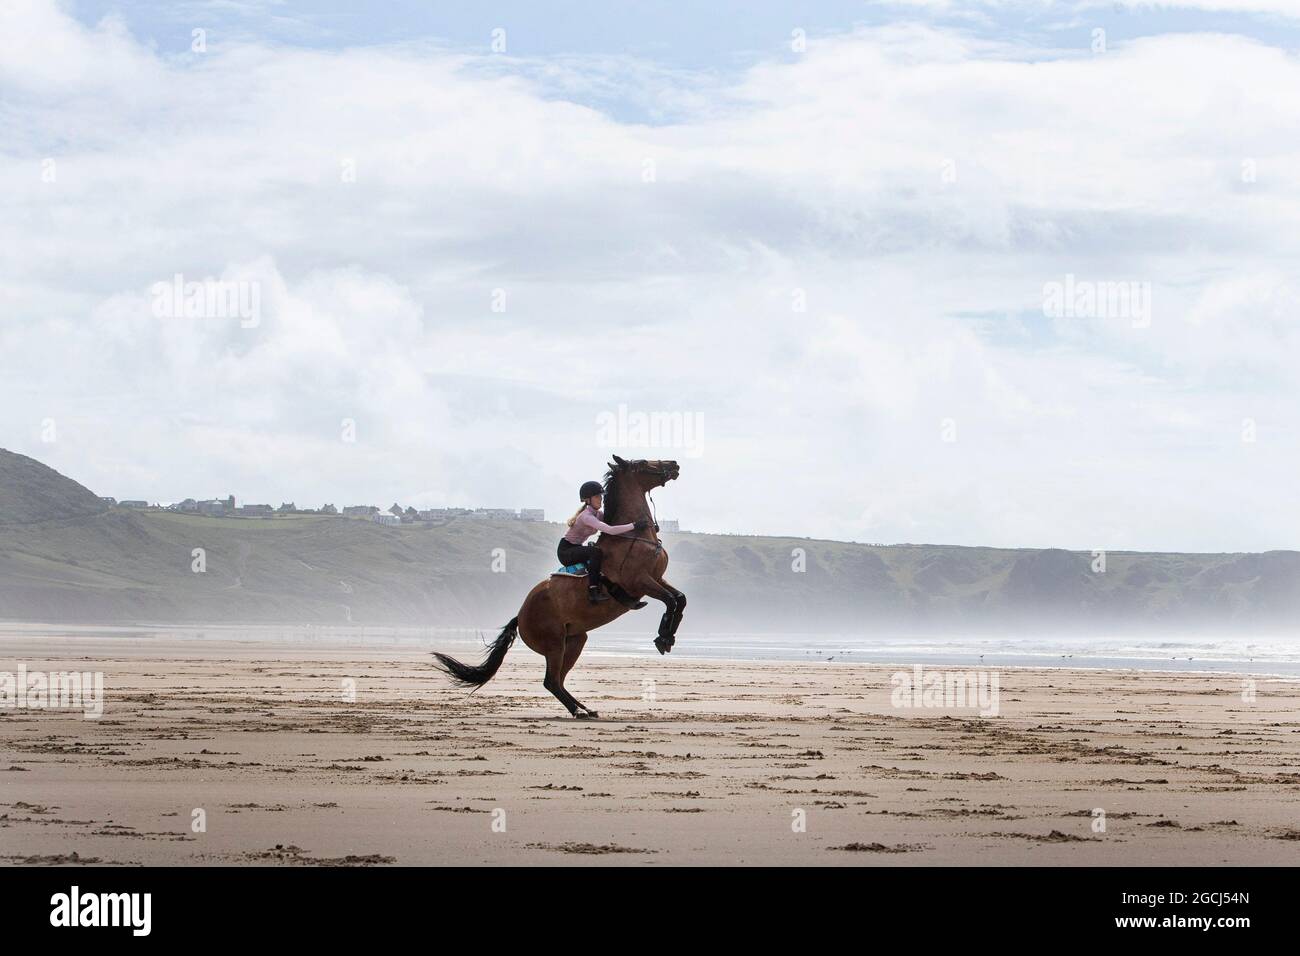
[[2, 636, 1298, 866]]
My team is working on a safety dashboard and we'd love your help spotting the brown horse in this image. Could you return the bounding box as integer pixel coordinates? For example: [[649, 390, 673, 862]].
[[431, 456, 684, 717]]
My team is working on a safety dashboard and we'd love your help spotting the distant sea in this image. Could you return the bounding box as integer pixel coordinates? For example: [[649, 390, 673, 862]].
[[589, 630, 1300, 678], [3, 623, 1299, 677]]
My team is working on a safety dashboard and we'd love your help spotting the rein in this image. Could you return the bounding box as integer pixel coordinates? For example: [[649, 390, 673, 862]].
[[616, 531, 661, 580], [613, 492, 663, 579]]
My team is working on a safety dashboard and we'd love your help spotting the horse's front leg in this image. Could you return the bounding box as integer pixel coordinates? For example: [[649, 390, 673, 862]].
[[656, 576, 686, 646], [635, 578, 679, 655]]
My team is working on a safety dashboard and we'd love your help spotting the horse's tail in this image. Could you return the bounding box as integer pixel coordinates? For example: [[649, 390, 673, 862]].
[[431, 616, 519, 689]]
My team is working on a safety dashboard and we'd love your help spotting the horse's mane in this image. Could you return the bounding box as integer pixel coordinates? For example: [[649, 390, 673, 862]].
[[601, 461, 628, 523]]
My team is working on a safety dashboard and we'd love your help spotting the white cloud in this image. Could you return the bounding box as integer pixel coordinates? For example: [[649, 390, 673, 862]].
[[2, 1, 1299, 550], [1098, 0, 1300, 16], [877, 0, 1300, 18]]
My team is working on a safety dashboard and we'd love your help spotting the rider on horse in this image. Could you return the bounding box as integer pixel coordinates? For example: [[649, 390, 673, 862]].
[[433, 458, 682, 716], [558, 479, 649, 603]]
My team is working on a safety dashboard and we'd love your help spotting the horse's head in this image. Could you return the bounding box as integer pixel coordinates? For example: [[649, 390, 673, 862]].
[[602, 456, 679, 522], [605, 455, 679, 492]]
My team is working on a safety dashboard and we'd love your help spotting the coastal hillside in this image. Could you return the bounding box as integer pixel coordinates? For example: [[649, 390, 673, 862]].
[[0, 449, 108, 526], [0, 449, 1296, 632]]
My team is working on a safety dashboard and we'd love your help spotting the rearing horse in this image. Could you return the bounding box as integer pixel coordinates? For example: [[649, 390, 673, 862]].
[[431, 457, 685, 718]]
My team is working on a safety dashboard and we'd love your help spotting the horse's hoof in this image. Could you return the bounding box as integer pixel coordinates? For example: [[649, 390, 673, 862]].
[[574, 711, 597, 720], [654, 637, 673, 655]]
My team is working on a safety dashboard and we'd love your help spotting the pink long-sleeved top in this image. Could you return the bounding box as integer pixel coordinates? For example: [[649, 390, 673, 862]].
[[562, 505, 635, 544]]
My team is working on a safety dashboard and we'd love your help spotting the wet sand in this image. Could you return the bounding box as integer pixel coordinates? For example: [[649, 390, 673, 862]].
[[2, 636, 1298, 865]]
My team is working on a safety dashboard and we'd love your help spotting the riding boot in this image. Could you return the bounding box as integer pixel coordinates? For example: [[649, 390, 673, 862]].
[[587, 582, 609, 603]]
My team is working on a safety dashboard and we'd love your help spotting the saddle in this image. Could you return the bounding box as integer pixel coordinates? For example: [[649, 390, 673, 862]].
[[549, 565, 646, 610]]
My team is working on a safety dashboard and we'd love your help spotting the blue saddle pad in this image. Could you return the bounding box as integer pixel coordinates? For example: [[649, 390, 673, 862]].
[[552, 563, 589, 577]]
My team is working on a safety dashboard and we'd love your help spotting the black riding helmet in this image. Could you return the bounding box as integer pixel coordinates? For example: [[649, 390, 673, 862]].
[[578, 480, 603, 500]]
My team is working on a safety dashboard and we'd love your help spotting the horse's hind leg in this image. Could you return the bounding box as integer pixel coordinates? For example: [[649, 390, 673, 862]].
[[541, 631, 594, 719], [560, 632, 596, 718], [542, 646, 576, 717]]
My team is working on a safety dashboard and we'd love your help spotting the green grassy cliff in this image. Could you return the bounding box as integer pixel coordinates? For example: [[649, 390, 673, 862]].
[[1, 448, 1296, 632]]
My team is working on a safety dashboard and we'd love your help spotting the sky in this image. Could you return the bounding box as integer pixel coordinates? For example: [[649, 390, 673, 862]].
[[2, 0, 1299, 551]]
